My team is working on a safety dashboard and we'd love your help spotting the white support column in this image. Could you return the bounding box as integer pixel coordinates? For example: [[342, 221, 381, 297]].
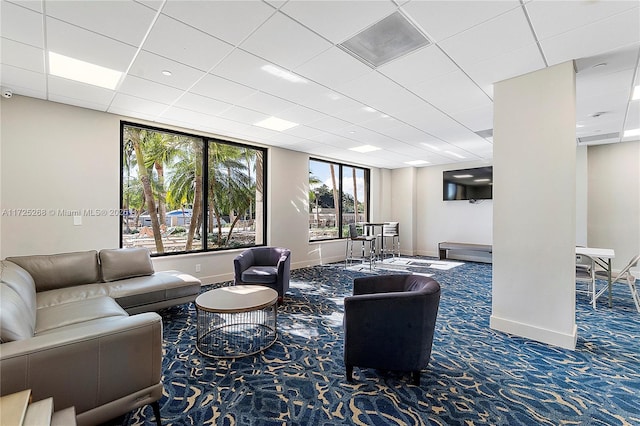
[[490, 61, 577, 350]]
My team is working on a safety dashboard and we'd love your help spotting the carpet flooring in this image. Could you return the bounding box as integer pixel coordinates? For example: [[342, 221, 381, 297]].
[[115, 257, 640, 425]]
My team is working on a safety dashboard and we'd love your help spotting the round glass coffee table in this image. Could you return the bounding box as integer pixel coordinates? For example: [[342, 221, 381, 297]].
[[195, 285, 278, 358]]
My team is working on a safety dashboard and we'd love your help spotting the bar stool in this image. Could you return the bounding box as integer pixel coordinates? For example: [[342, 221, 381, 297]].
[[345, 223, 376, 270], [379, 222, 400, 260]]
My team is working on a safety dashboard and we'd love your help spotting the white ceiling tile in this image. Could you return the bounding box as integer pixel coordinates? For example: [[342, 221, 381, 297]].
[[143, 14, 234, 71], [46, 18, 136, 71], [159, 106, 219, 128], [307, 115, 353, 133], [48, 93, 111, 112], [1, 1, 43, 48], [130, 50, 206, 90], [1, 38, 44, 73], [378, 45, 458, 89], [541, 8, 640, 65], [412, 70, 492, 115], [281, 0, 396, 43], [109, 92, 169, 117], [624, 101, 639, 131], [162, 0, 275, 46], [403, 0, 520, 43], [219, 105, 270, 125], [173, 92, 232, 116], [240, 12, 332, 70], [462, 43, 545, 94], [240, 91, 297, 116], [191, 72, 257, 104], [0, 64, 46, 98], [6, 0, 42, 13], [449, 104, 494, 132], [294, 47, 372, 88], [438, 7, 537, 70], [335, 71, 427, 115], [577, 68, 636, 103], [281, 124, 324, 140], [45, 0, 156, 46], [119, 75, 184, 104], [526, 0, 639, 40], [211, 49, 283, 90], [47, 75, 114, 106], [277, 105, 330, 126]]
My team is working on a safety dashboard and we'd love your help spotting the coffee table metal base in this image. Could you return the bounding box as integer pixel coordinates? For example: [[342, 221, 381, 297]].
[[195, 286, 277, 358]]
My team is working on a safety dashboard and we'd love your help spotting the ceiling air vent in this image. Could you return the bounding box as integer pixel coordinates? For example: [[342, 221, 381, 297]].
[[576, 132, 620, 144], [339, 11, 431, 68]]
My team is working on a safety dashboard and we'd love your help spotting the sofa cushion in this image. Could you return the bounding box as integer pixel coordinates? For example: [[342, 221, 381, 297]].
[[100, 248, 154, 282], [6, 251, 100, 292], [35, 296, 128, 335], [0, 284, 34, 342], [102, 270, 200, 309], [36, 284, 108, 309], [241, 266, 278, 284]]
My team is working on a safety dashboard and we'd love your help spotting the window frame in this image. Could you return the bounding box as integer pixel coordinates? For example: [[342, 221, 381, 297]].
[[308, 157, 370, 242], [120, 121, 267, 257]]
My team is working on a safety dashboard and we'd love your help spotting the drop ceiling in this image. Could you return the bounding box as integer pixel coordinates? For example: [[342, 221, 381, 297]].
[[1, 0, 639, 169]]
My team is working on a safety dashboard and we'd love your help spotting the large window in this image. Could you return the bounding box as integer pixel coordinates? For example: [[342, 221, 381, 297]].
[[309, 158, 369, 241], [121, 123, 266, 255]]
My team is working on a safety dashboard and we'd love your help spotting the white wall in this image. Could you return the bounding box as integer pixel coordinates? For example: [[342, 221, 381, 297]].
[[416, 162, 493, 257], [0, 96, 379, 284], [587, 141, 640, 273], [390, 167, 418, 255], [576, 145, 588, 246], [491, 62, 577, 350]]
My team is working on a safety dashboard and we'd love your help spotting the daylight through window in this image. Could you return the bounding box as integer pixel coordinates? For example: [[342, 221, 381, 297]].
[[309, 158, 369, 241], [121, 123, 266, 255]]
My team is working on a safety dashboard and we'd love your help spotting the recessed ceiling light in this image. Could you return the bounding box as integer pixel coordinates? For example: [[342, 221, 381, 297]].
[[453, 174, 473, 179], [623, 128, 640, 138], [261, 64, 307, 83], [576, 124, 584, 128], [592, 62, 607, 68], [254, 116, 299, 131], [633, 85, 640, 101], [405, 160, 429, 166], [350, 145, 381, 153], [445, 151, 466, 159], [363, 107, 377, 113], [474, 178, 491, 182], [48, 51, 122, 89], [161, 70, 172, 76]]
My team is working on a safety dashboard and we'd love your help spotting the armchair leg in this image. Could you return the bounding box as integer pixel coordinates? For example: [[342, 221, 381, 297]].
[[346, 365, 354, 382], [151, 400, 162, 426], [411, 371, 421, 386]]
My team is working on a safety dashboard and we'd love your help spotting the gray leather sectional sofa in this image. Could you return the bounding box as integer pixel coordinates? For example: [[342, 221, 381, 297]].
[[0, 248, 201, 425]]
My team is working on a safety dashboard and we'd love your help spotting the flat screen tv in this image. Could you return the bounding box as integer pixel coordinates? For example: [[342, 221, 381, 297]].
[[443, 166, 493, 201]]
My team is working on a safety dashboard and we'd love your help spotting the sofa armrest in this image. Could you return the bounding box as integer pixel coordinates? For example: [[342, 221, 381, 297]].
[[0, 312, 163, 415]]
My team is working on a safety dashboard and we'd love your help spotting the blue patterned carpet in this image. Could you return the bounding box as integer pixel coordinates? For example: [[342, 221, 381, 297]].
[[118, 257, 640, 425]]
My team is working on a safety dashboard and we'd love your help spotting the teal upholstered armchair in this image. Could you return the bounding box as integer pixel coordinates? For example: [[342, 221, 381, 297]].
[[233, 247, 291, 304], [343, 274, 441, 385]]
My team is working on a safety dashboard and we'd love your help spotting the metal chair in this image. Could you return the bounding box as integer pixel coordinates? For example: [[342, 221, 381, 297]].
[[596, 254, 640, 313], [576, 253, 597, 309], [378, 222, 400, 260], [345, 223, 376, 270]]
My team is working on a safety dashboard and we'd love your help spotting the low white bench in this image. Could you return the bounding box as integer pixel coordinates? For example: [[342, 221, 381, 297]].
[[438, 242, 492, 263]]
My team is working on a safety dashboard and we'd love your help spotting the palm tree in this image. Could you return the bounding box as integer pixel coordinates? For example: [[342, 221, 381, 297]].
[[144, 133, 179, 226], [125, 127, 164, 253]]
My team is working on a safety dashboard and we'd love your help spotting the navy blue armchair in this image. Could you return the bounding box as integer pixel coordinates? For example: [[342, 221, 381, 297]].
[[344, 274, 441, 385], [233, 247, 291, 304]]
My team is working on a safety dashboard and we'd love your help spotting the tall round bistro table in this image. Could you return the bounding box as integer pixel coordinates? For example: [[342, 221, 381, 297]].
[[195, 285, 278, 358]]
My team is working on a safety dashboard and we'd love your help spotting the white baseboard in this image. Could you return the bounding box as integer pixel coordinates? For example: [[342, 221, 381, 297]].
[[490, 314, 577, 350]]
